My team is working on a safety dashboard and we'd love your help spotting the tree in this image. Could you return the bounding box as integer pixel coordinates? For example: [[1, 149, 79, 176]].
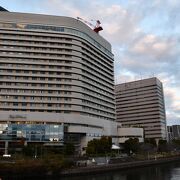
[[171, 139, 180, 152], [158, 140, 168, 152], [140, 143, 156, 153], [144, 138, 157, 147], [124, 138, 139, 154], [140, 138, 157, 154], [86, 136, 112, 155], [22, 145, 35, 157], [64, 143, 75, 155], [98, 136, 112, 154], [86, 139, 98, 155], [172, 139, 180, 146]]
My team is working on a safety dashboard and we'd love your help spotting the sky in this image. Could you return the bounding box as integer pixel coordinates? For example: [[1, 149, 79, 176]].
[[0, 0, 179, 125]]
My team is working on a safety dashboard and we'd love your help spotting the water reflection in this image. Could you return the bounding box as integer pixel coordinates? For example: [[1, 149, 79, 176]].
[[2, 162, 180, 180], [171, 167, 180, 180], [61, 162, 180, 180]]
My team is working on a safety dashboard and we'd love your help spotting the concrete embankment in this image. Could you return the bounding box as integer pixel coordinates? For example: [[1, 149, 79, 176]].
[[61, 156, 180, 176]]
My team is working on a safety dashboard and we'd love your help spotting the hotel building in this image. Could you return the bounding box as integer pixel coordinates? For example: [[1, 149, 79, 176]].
[[0, 11, 117, 153], [115, 77, 167, 140]]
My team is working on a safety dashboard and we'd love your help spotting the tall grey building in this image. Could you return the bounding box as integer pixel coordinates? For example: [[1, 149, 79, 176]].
[[115, 77, 167, 140], [167, 125, 180, 141], [0, 11, 116, 153]]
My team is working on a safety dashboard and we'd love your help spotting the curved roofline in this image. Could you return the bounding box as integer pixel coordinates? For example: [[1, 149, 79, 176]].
[[0, 11, 112, 53]]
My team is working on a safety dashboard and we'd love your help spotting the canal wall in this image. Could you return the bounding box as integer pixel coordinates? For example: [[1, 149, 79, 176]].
[[61, 156, 180, 176]]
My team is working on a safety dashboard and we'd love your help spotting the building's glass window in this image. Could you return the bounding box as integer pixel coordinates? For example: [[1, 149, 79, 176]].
[[0, 123, 64, 142]]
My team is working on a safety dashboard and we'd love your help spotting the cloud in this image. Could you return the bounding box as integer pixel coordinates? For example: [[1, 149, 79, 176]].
[[131, 34, 170, 56], [115, 32, 179, 79], [161, 74, 180, 124], [40, 1, 141, 45], [99, 4, 140, 44]]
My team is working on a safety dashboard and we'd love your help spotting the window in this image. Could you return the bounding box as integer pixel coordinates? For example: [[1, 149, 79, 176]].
[[14, 96, 18, 99]]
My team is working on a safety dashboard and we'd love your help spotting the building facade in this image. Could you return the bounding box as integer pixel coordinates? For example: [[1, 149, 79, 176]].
[[0, 11, 116, 154], [115, 77, 167, 140], [117, 127, 144, 143], [167, 125, 180, 141]]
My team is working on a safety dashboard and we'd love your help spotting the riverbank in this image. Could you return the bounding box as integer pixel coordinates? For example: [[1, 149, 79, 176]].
[[1, 155, 180, 179], [61, 156, 180, 176]]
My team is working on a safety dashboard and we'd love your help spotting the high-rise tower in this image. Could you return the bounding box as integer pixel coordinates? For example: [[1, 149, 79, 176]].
[[115, 77, 167, 140], [0, 11, 116, 153]]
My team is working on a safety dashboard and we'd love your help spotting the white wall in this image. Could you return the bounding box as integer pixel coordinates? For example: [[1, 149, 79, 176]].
[[117, 127, 144, 143]]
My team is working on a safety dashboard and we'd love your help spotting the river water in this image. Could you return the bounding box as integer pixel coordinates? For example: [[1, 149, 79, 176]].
[[61, 162, 180, 180], [2, 161, 180, 179]]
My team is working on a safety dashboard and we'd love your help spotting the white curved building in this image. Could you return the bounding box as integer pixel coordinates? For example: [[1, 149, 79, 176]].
[[0, 11, 116, 153]]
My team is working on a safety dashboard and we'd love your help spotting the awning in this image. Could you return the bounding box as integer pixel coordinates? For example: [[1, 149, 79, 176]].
[[111, 144, 120, 150]]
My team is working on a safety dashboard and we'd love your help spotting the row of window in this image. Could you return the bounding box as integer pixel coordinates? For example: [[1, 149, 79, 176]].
[[0, 84, 73, 90], [0, 88, 72, 94], [1, 45, 72, 52], [82, 53, 113, 74], [116, 91, 163, 101], [0, 58, 72, 64], [83, 94, 115, 107], [0, 64, 72, 69], [116, 89, 159, 98], [83, 82, 113, 99], [119, 136, 143, 138], [82, 47, 113, 69], [0, 88, 115, 107], [82, 64, 113, 82], [118, 114, 166, 122], [116, 96, 163, 105], [1, 34, 113, 73], [0, 109, 71, 113], [116, 85, 162, 95], [82, 42, 113, 65], [0, 77, 72, 83], [0, 50, 72, 56], [82, 76, 113, 93], [83, 87, 114, 103], [0, 102, 72, 107], [80, 112, 114, 121], [0, 107, 114, 121], [1, 23, 112, 57], [1, 41, 72, 50], [0, 123, 64, 142], [82, 70, 113, 88], [1, 41, 72, 47], [82, 58, 113, 80], [82, 100, 114, 111], [1, 32, 71, 41], [0, 83, 73, 89], [82, 106, 114, 117], [0, 55, 112, 80], [116, 102, 165, 111], [0, 95, 71, 100], [117, 111, 165, 119], [117, 108, 165, 116]]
